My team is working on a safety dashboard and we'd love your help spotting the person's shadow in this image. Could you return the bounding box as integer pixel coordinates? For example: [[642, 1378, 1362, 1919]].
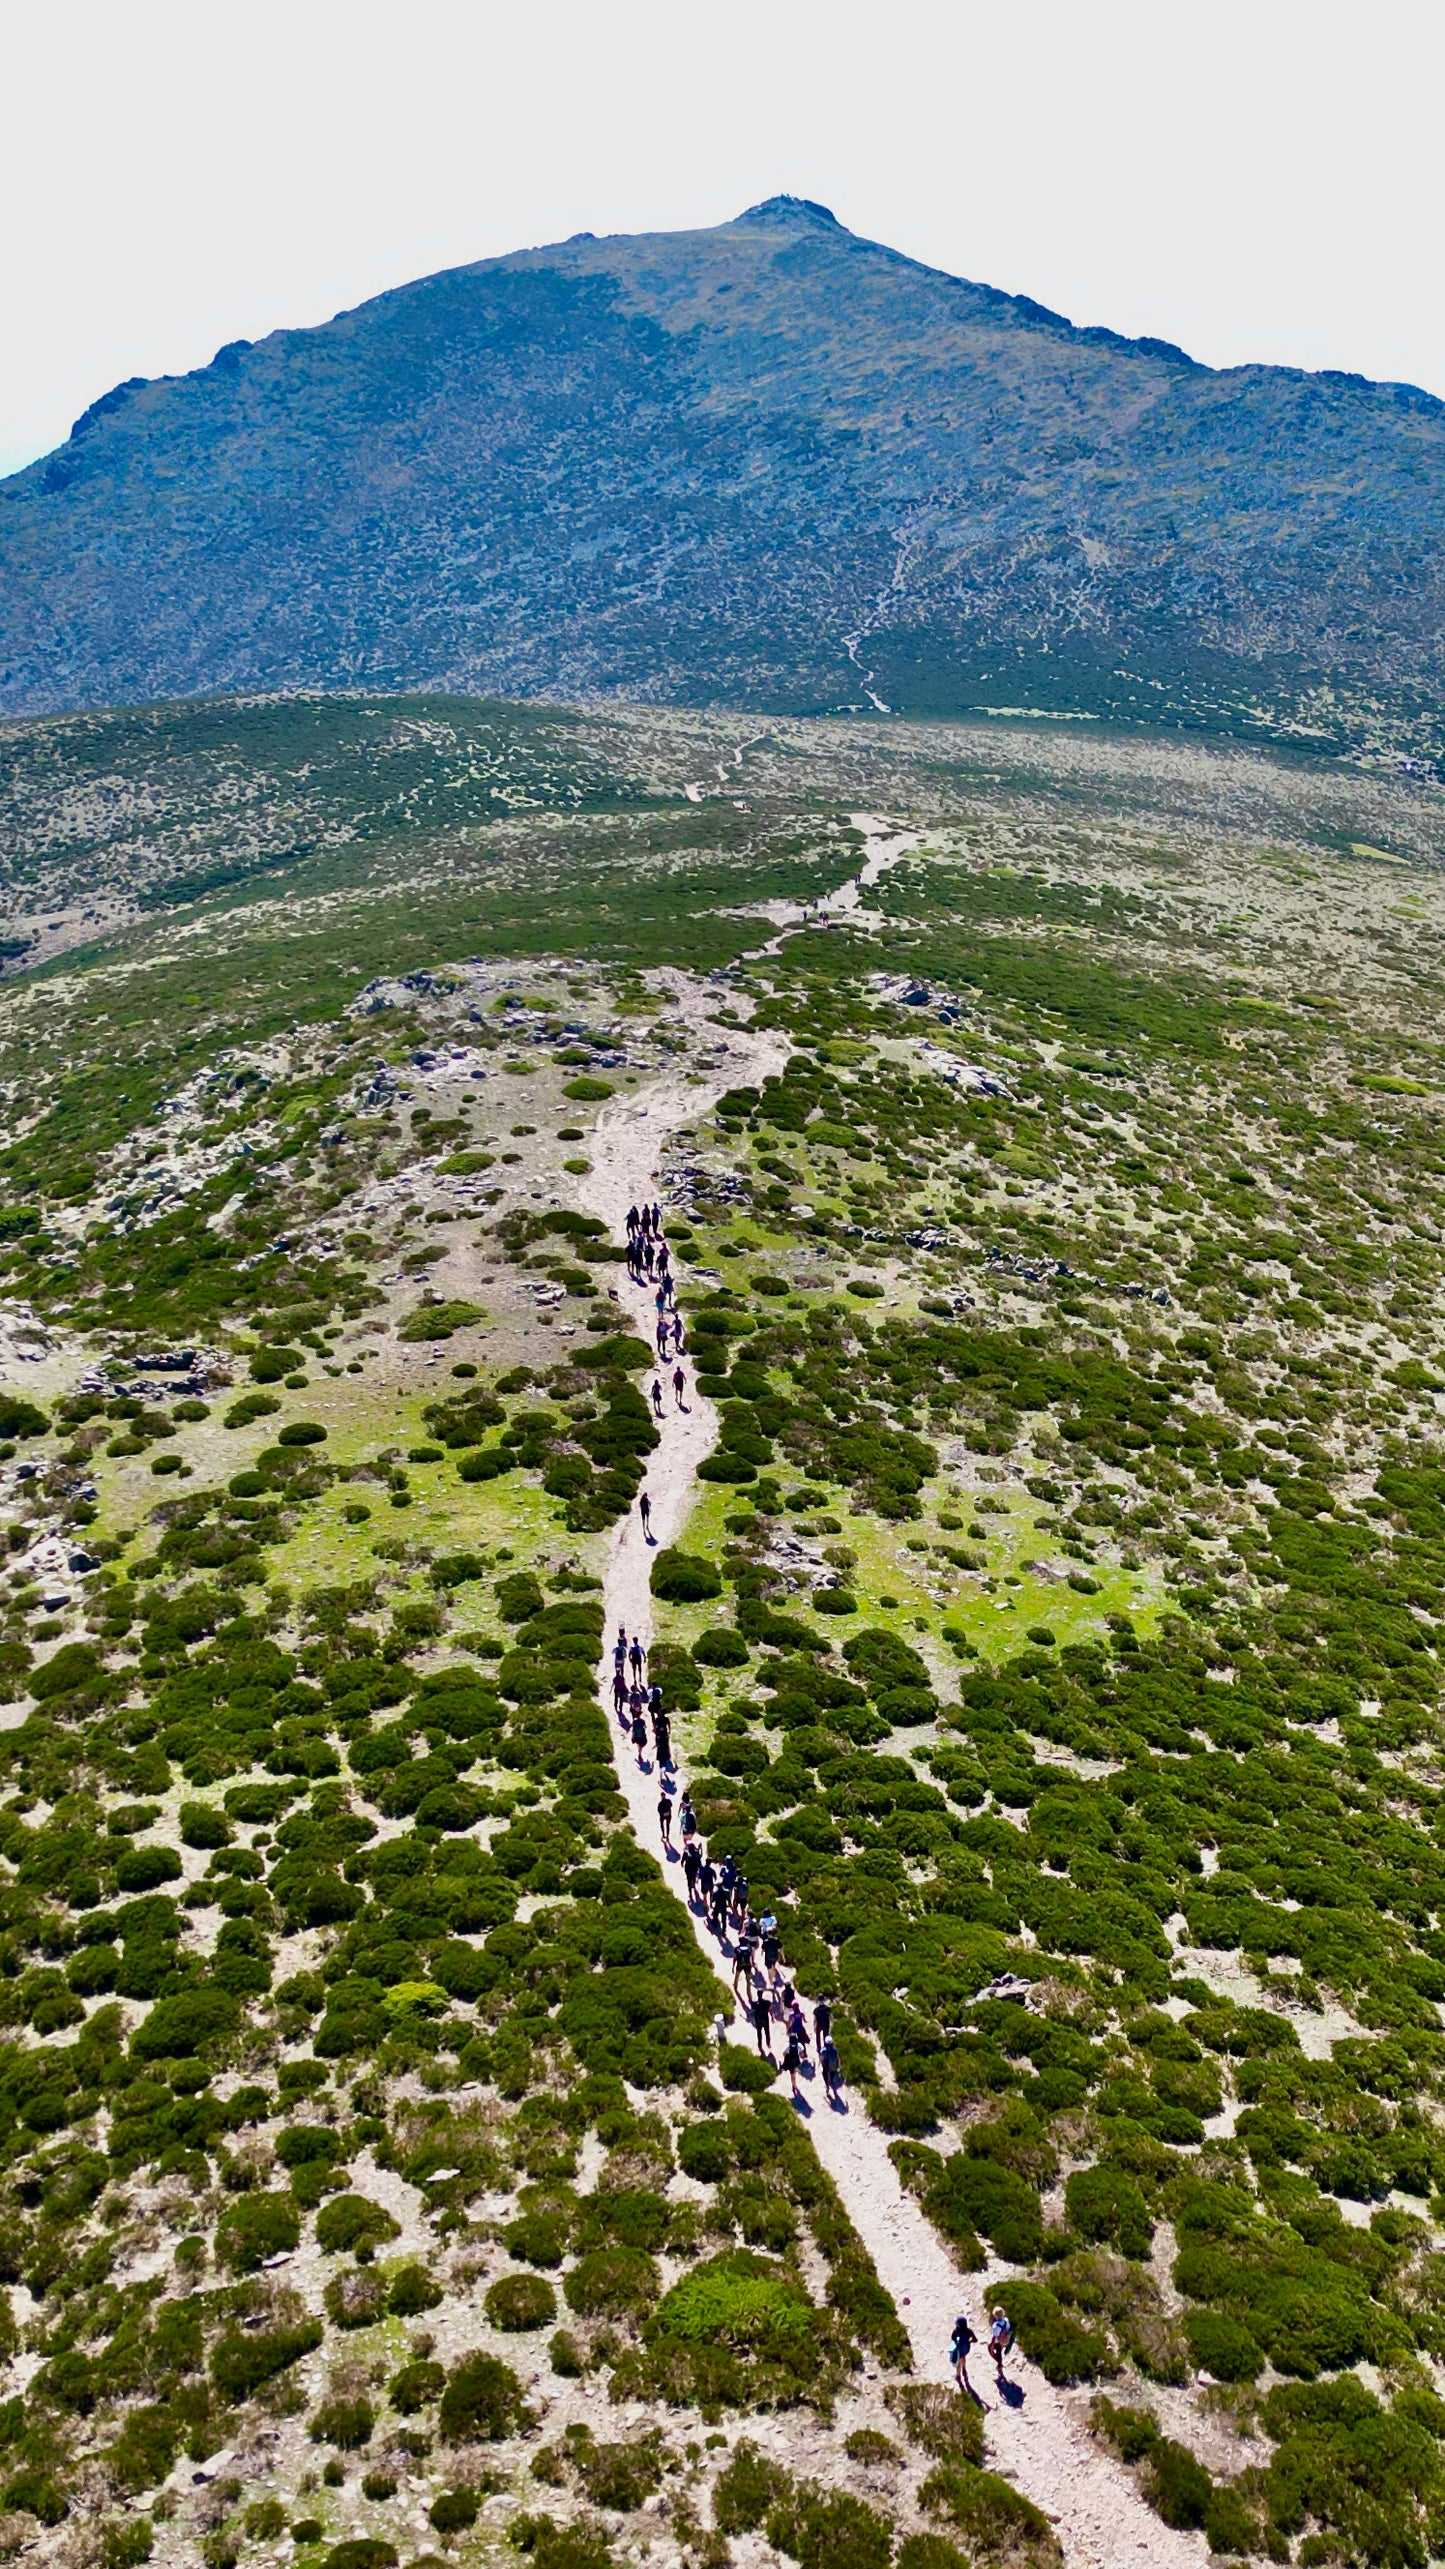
[[997, 2377, 1025, 2409]]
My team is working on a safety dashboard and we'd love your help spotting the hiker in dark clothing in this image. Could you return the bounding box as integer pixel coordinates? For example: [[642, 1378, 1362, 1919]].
[[651, 1377, 665, 1419], [697, 1851, 716, 1910], [732, 1931, 756, 1997], [682, 1841, 701, 1901], [653, 1713, 672, 1770], [658, 1790, 673, 1846], [781, 2031, 803, 2100], [951, 2313, 984, 2403], [639, 1489, 653, 1538], [629, 1638, 645, 1681], [679, 1797, 697, 1845], [750, 1992, 775, 2058], [672, 1365, 687, 1408], [631, 1708, 649, 1768], [820, 2035, 843, 2104], [812, 1997, 832, 2050], [611, 1668, 627, 1715], [627, 1204, 640, 1238]]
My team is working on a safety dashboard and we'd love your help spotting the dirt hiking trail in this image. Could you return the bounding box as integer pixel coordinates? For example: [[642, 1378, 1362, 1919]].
[[578, 820, 1202, 2567]]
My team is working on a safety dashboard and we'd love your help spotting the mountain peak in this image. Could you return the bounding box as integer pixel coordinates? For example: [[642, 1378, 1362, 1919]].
[[0, 203, 1440, 757], [734, 195, 844, 230]]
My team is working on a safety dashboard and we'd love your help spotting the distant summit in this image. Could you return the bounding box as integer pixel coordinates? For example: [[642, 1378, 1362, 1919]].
[[1, 198, 1441, 755]]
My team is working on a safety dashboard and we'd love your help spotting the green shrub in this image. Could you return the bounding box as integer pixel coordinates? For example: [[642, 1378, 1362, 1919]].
[[114, 1843, 181, 1892], [211, 2319, 321, 2400], [713, 2441, 792, 2533], [718, 2042, 778, 2095], [225, 1393, 280, 1428], [399, 1299, 486, 1341], [655, 2248, 811, 2345], [694, 1627, 750, 1667], [1182, 2309, 1264, 2382], [30, 1641, 103, 1699], [487, 2273, 557, 2331], [1005, 2282, 1112, 2385], [315, 2194, 402, 2256], [650, 1549, 723, 1603], [769, 2484, 893, 2569], [439, 2350, 528, 2442], [919, 2466, 1061, 2566], [0, 1396, 48, 1439], [311, 2395, 374, 2449], [564, 2247, 659, 2318], [179, 1801, 231, 1849], [215, 2191, 301, 2273], [278, 1420, 327, 1446], [389, 2359, 445, 2413], [562, 1078, 613, 1101], [431, 2489, 480, 2532], [388, 2262, 444, 2315]]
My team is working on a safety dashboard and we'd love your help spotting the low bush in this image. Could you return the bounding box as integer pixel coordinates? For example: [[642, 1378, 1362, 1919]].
[[650, 1549, 723, 1603], [215, 2190, 300, 2272], [487, 2273, 557, 2331], [439, 2351, 528, 2441]]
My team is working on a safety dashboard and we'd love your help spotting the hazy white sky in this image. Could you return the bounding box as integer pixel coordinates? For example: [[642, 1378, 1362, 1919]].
[[3, 0, 1440, 478]]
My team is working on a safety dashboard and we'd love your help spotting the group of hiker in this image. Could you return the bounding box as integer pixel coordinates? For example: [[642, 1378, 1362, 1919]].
[[613, 1181, 1012, 2400], [608, 1614, 846, 2110], [626, 1201, 671, 1292], [951, 2307, 1017, 2404]]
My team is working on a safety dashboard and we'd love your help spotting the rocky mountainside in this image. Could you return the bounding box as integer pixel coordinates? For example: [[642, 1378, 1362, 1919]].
[[2, 196, 1442, 757]]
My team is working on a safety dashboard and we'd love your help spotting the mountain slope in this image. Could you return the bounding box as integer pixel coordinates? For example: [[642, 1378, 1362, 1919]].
[[2, 195, 1442, 754]]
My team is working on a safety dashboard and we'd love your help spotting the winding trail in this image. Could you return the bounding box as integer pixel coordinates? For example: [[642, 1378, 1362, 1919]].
[[579, 820, 1201, 2567]]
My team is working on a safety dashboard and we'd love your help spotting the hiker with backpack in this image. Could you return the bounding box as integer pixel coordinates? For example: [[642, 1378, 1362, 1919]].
[[988, 2308, 1016, 2387], [820, 2034, 843, 2105], [951, 2313, 986, 2404]]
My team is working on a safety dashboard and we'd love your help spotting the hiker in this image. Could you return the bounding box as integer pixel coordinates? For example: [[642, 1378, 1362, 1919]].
[[613, 1627, 627, 1671], [631, 1706, 649, 1768], [750, 1990, 775, 2059], [781, 2028, 803, 2100], [759, 1910, 781, 1977], [682, 1839, 701, 1901], [626, 1204, 640, 1238], [651, 1201, 662, 1232], [812, 1996, 832, 2050], [671, 1313, 686, 1354], [679, 1796, 698, 1846], [658, 1790, 673, 1847], [786, 1996, 809, 2056], [656, 1320, 670, 1357], [653, 1711, 672, 1770], [731, 1929, 756, 1996], [639, 1489, 653, 1538], [672, 1365, 687, 1409], [988, 2309, 1015, 2387], [820, 2035, 843, 2104], [730, 1869, 749, 1928], [629, 1637, 645, 1680], [951, 2313, 984, 2403], [710, 1879, 730, 1938], [651, 1378, 665, 1419], [610, 1667, 625, 1714]]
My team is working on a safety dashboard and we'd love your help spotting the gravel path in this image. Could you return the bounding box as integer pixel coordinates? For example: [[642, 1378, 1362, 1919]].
[[576, 825, 1203, 2567]]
